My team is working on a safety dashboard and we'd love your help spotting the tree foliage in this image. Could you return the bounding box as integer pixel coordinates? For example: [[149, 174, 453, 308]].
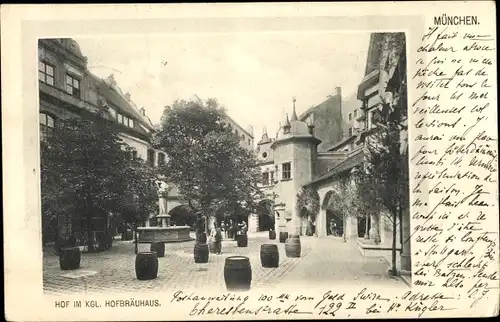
[[41, 113, 158, 251], [154, 98, 262, 233], [296, 186, 320, 235]]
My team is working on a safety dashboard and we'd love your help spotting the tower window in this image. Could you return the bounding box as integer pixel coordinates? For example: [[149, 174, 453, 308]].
[[39, 62, 54, 86], [348, 127, 353, 137], [282, 162, 291, 180], [348, 113, 352, 121]]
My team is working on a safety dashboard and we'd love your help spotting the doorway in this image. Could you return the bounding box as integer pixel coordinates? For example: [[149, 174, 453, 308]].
[[326, 209, 343, 237]]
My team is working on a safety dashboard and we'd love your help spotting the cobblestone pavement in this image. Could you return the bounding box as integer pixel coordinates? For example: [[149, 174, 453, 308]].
[[43, 232, 404, 295], [277, 236, 405, 288]]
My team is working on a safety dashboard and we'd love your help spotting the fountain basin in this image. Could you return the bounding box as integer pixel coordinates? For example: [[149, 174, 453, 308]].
[[137, 226, 192, 243]]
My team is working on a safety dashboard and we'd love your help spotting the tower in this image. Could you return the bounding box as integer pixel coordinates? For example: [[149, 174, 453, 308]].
[[271, 97, 322, 235]]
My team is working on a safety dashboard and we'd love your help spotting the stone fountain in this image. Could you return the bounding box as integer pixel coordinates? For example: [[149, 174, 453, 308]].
[[136, 182, 192, 244]]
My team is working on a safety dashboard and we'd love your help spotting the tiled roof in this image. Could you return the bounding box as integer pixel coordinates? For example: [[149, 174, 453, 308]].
[[307, 148, 365, 186]]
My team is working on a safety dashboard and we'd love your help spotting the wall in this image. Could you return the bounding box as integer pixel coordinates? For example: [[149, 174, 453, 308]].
[[301, 95, 343, 152]]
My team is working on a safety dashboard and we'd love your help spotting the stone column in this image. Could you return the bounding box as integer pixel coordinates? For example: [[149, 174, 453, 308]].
[[400, 207, 411, 275], [317, 209, 326, 237], [345, 215, 358, 239], [248, 214, 259, 234]]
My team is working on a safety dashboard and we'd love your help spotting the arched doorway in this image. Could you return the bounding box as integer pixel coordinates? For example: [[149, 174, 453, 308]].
[[257, 199, 274, 232], [321, 190, 345, 237], [168, 205, 196, 228]]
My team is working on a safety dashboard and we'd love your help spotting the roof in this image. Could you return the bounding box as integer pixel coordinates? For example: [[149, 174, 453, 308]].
[[326, 135, 357, 152], [306, 148, 364, 186], [91, 74, 154, 131]]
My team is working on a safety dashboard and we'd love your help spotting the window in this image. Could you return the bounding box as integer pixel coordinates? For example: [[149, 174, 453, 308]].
[[262, 152, 268, 159], [241, 135, 245, 141], [39, 62, 54, 86], [235, 130, 239, 136], [262, 172, 269, 185], [108, 107, 117, 119], [117, 114, 123, 124], [354, 109, 358, 118], [270, 171, 274, 184], [348, 113, 352, 121], [158, 152, 166, 165], [348, 128, 353, 137], [127, 118, 134, 128], [147, 149, 155, 167], [65, 74, 80, 98], [282, 162, 291, 180], [40, 113, 55, 141], [248, 139, 251, 145], [132, 150, 138, 160]]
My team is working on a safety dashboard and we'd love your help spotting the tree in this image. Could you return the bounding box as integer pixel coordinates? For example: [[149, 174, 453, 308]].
[[357, 121, 409, 276], [154, 98, 262, 238], [325, 177, 364, 242], [296, 186, 320, 236], [41, 113, 158, 252]]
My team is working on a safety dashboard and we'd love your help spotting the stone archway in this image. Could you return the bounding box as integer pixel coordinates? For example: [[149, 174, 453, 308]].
[[256, 199, 274, 232], [321, 190, 344, 237], [168, 205, 196, 228]]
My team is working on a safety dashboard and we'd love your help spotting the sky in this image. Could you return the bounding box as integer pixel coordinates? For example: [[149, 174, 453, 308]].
[[75, 32, 370, 141]]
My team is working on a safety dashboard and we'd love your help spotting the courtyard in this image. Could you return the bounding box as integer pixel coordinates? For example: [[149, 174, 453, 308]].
[[43, 232, 407, 295]]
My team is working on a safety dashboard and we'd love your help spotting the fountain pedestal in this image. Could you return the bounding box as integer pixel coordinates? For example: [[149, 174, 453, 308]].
[[136, 184, 193, 244], [137, 226, 192, 243]]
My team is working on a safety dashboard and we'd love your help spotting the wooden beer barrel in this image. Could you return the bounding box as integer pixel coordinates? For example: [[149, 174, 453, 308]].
[[236, 234, 248, 247], [150, 242, 165, 258], [224, 256, 252, 291], [59, 247, 81, 270], [135, 252, 158, 280], [260, 244, 279, 268], [279, 232, 288, 243], [269, 230, 276, 240], [285, 235, 301, 258], [194, 243, 209, 263]]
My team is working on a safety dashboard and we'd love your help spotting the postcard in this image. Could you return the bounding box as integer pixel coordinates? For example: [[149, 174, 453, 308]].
[[1, 2, 498, 321]]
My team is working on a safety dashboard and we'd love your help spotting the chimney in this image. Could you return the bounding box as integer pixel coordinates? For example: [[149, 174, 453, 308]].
[[140, 107, 146, 116], [106, 74, 117, 87], [335, 87, 342, 98], [125, 92, 131, 101], [307, 113, 315, 135]]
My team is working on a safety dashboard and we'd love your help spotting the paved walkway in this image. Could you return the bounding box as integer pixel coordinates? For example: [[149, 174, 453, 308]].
[[43, 232, 405, 295]]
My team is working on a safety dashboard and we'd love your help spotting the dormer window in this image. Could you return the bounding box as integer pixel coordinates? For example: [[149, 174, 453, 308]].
[[283, 125, 291, 134]]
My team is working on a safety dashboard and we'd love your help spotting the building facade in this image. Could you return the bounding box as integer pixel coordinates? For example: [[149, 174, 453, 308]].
[[39, 38, 166, 245], [249, 32, 409, 273]]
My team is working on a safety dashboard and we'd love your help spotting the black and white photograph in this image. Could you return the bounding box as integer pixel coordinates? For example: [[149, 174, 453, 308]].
[[3, 2, 498, 320], [39, 31, 410, 294]]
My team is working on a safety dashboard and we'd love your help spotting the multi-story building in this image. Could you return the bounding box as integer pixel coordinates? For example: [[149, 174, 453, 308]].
[[38, 38, 166, 245], [249, 32, 408, 276]]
